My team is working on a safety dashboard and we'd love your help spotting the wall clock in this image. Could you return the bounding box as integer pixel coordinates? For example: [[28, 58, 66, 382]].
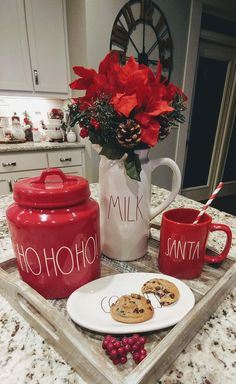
[[110, 0, 173, 82]]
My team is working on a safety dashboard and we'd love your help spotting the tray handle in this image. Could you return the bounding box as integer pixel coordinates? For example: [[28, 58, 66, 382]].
[[17, 293, 59, 342], [0, 267, 119, 384], [0, 268, 59, 342]]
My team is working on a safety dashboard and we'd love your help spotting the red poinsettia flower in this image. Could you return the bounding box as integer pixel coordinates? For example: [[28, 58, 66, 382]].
[[70, 52, 120, 101], [134, 85, 174, 147], [112, 93, 138, 117], [116, 57, 147, 89], [111, 60, 175, 147], [141, 120, 161, 147], [70, 52, 187, 148], [70, 66, 97, 91]]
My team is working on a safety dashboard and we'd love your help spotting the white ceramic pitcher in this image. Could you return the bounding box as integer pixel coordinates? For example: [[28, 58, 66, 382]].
[[99, 149, 181, 261]]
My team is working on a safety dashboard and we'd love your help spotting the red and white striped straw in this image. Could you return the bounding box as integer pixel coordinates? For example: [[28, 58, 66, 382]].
[[193, 182, 224, 224]]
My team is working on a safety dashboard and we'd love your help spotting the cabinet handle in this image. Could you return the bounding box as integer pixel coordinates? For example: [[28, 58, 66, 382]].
[[7, 180, 13, 192], [33, 69, 39, 85], [2, 162, 16, 167], [60, 157, 72, 162]]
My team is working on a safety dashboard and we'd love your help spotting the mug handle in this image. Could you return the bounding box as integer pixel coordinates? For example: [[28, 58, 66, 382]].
[[204, 223, 232, 263], [150, 158, 181, 220]]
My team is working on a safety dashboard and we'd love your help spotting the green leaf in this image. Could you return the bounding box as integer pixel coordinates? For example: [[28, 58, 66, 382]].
[[89, 130, 103, 145], [70, 113, 81, 127], [124, 153, 141, 181], [100, 144, 125, 160]]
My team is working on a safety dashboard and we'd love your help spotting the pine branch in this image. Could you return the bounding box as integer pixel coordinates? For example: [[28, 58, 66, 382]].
[[157, 93, 186, 141]]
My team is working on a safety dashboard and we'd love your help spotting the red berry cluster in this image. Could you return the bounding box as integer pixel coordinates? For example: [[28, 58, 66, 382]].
[[79, 127, 89, 138], [102, 334, 147, 365], [90, 117, 101, 130]]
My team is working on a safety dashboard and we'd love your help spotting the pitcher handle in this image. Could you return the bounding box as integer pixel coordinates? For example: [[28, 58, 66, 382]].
[[150, 158, 181, 220]]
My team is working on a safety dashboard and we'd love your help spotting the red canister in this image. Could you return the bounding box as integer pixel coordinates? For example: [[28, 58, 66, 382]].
[[6, 168, 101, 299]]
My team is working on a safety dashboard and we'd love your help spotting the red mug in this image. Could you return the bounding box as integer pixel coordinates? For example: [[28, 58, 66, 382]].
[[158, 208, 232, 279]]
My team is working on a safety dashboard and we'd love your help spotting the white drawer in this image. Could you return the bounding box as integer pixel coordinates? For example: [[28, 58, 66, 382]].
[[0, 152, 47, 173], [0, 169, 47, 194], [0, 179, 11, 195], [47, 149, 82, 168], [9, 169, 46, 183], [59, 165, 84, 177]]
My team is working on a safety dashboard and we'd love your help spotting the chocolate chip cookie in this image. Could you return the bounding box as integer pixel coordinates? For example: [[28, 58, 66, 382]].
[[141, 278, 180, 306], [110, 293, 154, 324]]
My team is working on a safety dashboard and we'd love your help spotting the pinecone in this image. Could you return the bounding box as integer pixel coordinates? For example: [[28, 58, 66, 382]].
[[117, 119, 141, 148]]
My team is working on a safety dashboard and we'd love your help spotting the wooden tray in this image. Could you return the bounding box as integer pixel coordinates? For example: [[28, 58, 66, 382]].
[[0, 229, 236, 384]]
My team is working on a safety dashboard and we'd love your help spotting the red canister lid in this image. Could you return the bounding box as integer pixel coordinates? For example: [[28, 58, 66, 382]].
[[13, 168, 90, 208]]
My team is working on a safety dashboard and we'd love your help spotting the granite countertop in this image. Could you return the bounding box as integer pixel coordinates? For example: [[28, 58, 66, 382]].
[[0, 141, 84, 153], [0, 186, 235, 384]]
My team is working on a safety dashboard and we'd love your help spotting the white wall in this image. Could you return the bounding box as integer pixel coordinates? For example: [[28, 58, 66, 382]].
[[67, 0, 87, 82], [175, 0, 202, 188], [149, 0, 191, 190], [85, 0, 127, 70]]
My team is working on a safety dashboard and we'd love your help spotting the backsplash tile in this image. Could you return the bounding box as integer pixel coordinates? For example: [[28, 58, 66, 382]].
[[0, 96, 66, 123]]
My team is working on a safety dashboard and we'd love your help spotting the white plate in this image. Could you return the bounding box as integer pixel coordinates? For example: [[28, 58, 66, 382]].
[[66, 272, 195, 334]]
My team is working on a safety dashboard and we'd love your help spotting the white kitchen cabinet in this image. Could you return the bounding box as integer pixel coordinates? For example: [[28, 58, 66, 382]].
[[0, 0, 33, 91], [0, 0, 70, 96], [0, 147, 85, 194]]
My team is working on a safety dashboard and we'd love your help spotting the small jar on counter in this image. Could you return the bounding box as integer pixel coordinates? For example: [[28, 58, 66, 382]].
[[32, 127, 41, 142], [66, 129, 76, 142]]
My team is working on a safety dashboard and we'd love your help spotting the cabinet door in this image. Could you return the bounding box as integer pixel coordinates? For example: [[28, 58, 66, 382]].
[[0, 0, 33, 91], [25, 0, 69, 94]]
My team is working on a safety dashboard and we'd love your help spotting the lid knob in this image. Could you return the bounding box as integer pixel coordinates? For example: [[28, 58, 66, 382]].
[[13, 168, 90, 208], [36, 168, 69, 184]]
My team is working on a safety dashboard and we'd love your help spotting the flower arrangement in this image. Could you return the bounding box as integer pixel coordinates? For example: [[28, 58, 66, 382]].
[[69, 52, 187, 180]]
